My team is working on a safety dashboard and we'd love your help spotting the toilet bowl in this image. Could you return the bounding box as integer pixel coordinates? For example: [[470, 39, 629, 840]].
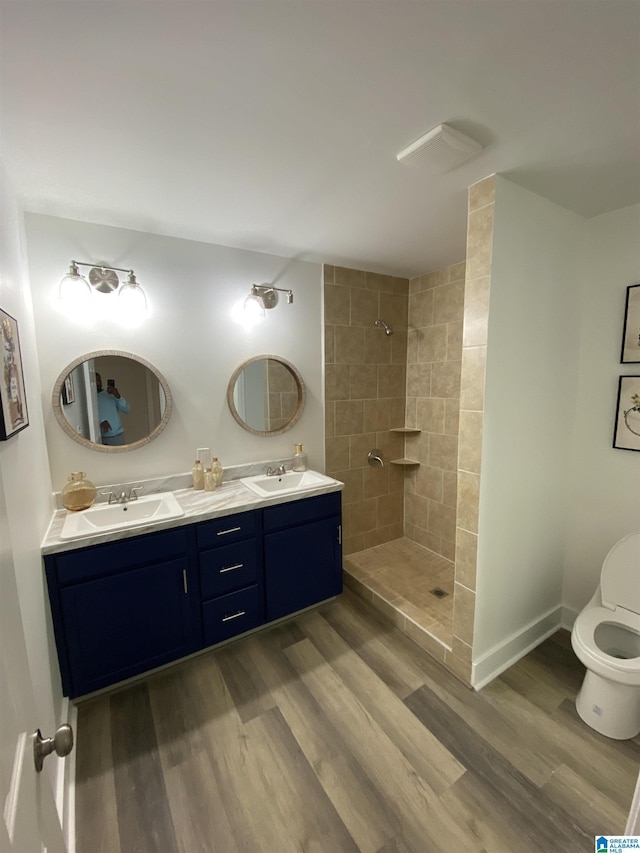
[[571, 532, 640, 739]]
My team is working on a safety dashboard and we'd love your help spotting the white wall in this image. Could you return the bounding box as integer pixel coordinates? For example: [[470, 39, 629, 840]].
[[0, 165, 62, 765], [562, 204, 640, 617], [25, 215, 324, 492], [473, 176, 586, 664]]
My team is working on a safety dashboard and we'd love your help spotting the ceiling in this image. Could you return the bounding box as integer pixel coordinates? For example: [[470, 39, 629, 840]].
[[1, 1, 639, 278]]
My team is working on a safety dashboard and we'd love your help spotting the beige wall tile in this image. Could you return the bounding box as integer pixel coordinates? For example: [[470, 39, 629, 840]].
[[362, 464, 390, 499], [455, 527, 478, 591], [460, 346, 486, 411], [379, 292, 409, 330], [332, 468, 364, 505], [375, 430, 403, 460], [415, 466, 444, 502], [429, 500, 456, 543], [334, 400, 364, 436], [393, 278, 410, 294], [458, 410, 483, 474], [404, 620, 447, 661], [326, 435, 350, 472], [466, 204, 495, 279], [365, 272, 398, 293], [418, 325, 448, 363], [429, 433, 458, 471], [449, 261, 466, 282], [323, 264, 335, 285], [364, 327, 391, 364], [349, 432, 377, 469], [463, 276, 490, 348], [407, 329, 419, 364], [444, 651, 472, 685], [363, 398, 391, 432], [347, 498, 378, 534], [324, 284, 351, 325], [416, 397, 445, 433], [335, 266, 366, 287], [349, 364, 378, 400], [423, 268, 450, 290], [453, 582, 476, 646], [405, 490, 429, 528], [343, 534, 364, 556], [350, 287, 379, 326], [407, 362, 431, 397], [325, 324, 335, 364], [468, 174, 496, 212], [441, 470, 457, 508], [444, 398, 460, 436], [324, 401, 334, 439], [431, 360, 461, 399], [325, 363, 350, 401], [447, 321, 463, 361], [439, 537, 456, 562], [405, 396, 417, 428], [343, 572, 373, 599], [391, 329, 408, 364], [378, 364, 406, 398], [334, 325, 366, 364], [409, 289, 434, 328], [457, 471, 480, 533], [433, 280, 465, 325], [388, 397, 406, 429], [376, 490, 403, 526]]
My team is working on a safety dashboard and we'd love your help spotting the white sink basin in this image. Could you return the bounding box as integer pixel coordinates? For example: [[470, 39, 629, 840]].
[[60, 492, 185, 540], [240, 469, 337, 499]]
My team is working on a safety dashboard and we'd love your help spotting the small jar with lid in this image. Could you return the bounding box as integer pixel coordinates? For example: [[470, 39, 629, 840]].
[[211, 457, 223, 487], [192, 459, 204, 490], [292, 444, 308, 472], [61, 472, 97, 512]]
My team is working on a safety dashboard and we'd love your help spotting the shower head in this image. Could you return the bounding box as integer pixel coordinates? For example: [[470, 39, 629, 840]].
[[374, 318, 393, 336]]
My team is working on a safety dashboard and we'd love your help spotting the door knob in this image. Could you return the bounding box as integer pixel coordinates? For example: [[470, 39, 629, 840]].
[[33, 724, 74, 773]]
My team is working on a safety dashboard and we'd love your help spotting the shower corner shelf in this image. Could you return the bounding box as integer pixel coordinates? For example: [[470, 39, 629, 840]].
[[390, 458, 420, 467], [389, 427, 422, 434]]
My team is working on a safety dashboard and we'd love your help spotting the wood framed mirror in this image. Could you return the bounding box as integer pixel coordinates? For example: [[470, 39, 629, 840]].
[[52, 350, 172, 452], [227, 355, 305, 436]]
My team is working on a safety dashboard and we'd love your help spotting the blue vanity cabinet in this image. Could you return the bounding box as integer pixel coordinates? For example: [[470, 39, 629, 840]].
[[44, 528, 200, 699], [263, 492, 342, 622], [196, 510, 265, 646]]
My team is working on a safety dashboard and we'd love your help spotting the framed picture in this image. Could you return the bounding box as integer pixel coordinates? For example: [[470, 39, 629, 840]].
[[620, 283, 640, 363], [613, 375, 640, 451], [62, 373, 75, 405], [0, 308, 29, 440]]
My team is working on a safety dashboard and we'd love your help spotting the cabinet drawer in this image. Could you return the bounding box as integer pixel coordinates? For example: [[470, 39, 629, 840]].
[[196, 511, 257, 549], [200, 540, 258, 599], [55, 528, 188, 586], [263, 492, 341, 532], [202, 586, 264, 646]]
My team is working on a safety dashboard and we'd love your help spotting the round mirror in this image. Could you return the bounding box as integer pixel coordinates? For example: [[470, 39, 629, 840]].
[[227, 355, 305, 436], [52, 350, 172, 452]]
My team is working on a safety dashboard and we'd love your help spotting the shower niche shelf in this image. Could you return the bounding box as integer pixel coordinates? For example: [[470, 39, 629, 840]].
[[390, 427, 421, 434], [390, 458, 420, 467]]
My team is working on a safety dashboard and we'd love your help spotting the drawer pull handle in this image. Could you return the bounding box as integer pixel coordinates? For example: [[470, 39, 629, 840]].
[[220, 563, 243, 574], [216, 526, 241, 536], [222, 610, 246, 623], [183, 569, 188, 594]]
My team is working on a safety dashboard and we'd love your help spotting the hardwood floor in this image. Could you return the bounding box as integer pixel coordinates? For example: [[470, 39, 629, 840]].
[[75, 590, 640, 852]]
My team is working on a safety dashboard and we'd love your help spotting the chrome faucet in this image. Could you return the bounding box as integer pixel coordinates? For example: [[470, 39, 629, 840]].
[[266, 464, 287, 477], [101, 486, 142, 504]]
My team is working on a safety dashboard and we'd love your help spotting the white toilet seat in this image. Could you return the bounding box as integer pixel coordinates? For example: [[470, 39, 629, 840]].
[[573, 605, 640, 683]]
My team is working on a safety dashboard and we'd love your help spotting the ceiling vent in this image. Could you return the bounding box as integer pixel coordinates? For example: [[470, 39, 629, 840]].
[[396, 123, 482, 171]]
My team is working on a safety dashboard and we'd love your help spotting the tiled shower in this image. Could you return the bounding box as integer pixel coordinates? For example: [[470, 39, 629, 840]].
[[324, 176, 496, 685]]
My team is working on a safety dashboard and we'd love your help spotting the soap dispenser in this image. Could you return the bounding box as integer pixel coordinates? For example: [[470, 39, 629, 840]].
[[211, 457, 223, 487], [192, 459, 204, 490], [292, 444, 308, 472]]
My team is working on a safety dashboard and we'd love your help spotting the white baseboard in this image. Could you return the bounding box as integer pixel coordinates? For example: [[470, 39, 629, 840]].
[[472, 605, 563, 690], [55, 696, 77, 853], [560, 605, 579, 631]]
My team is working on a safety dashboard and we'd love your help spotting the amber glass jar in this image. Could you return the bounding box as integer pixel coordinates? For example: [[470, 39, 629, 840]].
[[61, 472, 97, 512]]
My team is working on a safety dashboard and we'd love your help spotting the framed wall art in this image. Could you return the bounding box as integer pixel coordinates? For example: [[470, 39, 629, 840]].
[[0, 308, 29, 440], [613, 375, 640, 452], [620, 283, 640, 363], [62, 373, 75, 405]]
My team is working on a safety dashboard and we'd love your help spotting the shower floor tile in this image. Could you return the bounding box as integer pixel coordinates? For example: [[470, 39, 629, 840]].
[[343, 537, 454, 651]]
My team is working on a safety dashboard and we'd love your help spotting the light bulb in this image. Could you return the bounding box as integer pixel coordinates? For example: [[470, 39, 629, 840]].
[[118, 272, 148, 318], [243, 290, 265, 318], [59, 262, 91, 301]]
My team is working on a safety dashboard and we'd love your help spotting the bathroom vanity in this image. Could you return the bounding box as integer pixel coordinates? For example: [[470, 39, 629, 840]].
[[43, 478, 342, 699]]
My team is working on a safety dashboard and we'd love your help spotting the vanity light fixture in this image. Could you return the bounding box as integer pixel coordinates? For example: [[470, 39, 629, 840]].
[[243, 284, 293, 317], [58, 261, 148, 313]]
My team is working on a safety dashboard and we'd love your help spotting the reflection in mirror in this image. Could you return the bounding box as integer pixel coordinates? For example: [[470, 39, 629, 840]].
[[227, 355, 305, 435], [52, 351, 172, 452]]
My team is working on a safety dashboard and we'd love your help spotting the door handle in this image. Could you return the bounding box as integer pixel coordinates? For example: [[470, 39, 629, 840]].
[[33, 724, 74, 772]]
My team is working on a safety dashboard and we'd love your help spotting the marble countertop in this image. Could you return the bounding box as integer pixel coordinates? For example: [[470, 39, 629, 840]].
[[42, 469, 343, 555]]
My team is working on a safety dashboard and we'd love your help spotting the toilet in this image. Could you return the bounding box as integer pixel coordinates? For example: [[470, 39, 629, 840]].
[[571, 532, 640, 739]]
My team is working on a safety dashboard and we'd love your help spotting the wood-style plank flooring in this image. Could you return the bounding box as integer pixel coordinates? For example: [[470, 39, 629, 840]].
[[75, 590, 640, 852]]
